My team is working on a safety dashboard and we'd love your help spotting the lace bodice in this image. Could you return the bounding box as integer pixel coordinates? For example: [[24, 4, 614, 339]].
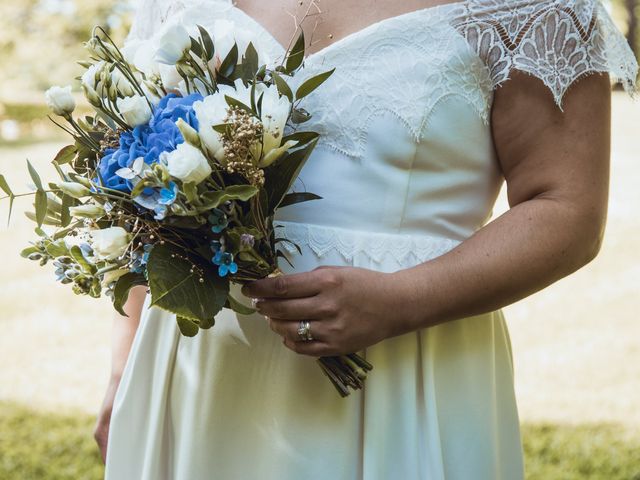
[[128, 0, 638, 263]]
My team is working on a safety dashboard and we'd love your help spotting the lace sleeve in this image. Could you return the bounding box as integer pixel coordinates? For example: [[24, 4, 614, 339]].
[[455, 0, 639, 110]]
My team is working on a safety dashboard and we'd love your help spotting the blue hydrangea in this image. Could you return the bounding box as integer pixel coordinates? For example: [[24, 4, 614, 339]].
[[97, 93, 203, 192]]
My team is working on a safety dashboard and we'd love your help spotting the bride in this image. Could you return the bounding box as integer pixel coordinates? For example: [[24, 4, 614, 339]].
[[96, 0, 638, 478]]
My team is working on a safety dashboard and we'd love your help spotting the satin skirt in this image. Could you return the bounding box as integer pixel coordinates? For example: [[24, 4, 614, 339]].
[[105, 222, 524, 480]]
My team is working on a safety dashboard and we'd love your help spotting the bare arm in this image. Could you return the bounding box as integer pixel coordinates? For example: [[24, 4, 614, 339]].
[[393, 70, 611, 334], [93, 286, 147, 462], [242, 70, 612, 357]]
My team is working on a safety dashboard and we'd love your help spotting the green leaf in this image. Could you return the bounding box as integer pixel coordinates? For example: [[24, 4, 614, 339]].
[[26, 160, 43, 190], [113, 272, 147, 317], [219, 43, 238, 79], [0, 174, 12, 197], [182, 181, 200, 204], [60, 194, 72, 227], [69, 245, 96, 274], [190, 37, 203, 57], [201, 185, 259, 209], [34, 190, 48, 227], [226, 294, 256, 315], [20, 246, 40, 258], [212, 123, 231, 134], [224, 95, 253, 115], [147, 243, 229, 324], [45, 240, 68, 258], [291, 108, 312, 124], [52, 145, 78, 166], [243, 42, 259, 78], [264, 137, 319, 214], [279, 192, 322, 209], [271, 72, 293, 102], [0, 174, 14, 226], [176, 317, 200, 337], [282, 131, 318, 146], [198, 25, 215, 61], [295, 68, 335, 100], [285, 30, 305, 73]]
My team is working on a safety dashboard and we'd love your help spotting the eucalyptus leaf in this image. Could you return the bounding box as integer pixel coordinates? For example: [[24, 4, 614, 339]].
[[0, 174, 12, 197], [53, 145, 78, 166], [27, 160, 44, 191], [70, 245, 96, 274], [45, 241, 69, 258], [34, 189, 48, 227], [60, 193, 73, 227], [20, 246, 41, 258], [282, 131, 318, 146], [147, 243, 229, 324], [113, 272, 147, 317], [295, 68, 335, 100]]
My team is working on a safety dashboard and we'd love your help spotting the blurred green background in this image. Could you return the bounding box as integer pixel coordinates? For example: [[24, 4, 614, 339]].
[[0, 1, 639, 479]]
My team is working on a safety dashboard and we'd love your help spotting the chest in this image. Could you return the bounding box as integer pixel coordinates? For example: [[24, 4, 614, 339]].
[[232, 0, 453, 56]]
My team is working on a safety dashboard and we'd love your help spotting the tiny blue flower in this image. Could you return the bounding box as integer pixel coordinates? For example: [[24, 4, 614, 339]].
[[212, 250, 237, 277], [208, 208, 228, 234], [159, 182, 179, 206]]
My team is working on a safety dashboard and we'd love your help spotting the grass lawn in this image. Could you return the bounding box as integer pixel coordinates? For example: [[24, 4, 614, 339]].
[[1, 401, 639, 480]]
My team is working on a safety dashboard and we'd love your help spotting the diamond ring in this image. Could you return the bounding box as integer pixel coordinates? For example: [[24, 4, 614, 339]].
[[297, 320, 314, 342]]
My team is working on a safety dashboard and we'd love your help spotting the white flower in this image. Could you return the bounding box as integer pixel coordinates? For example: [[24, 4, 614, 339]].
[[70, 204, 106, 219], [193, 80, 251, 161], [164, 143, 212, 184], [101, 268, 130, 288], [90, 227, 131, 261], [57, 181, 91, 199], [45, 86, 76, 116], [117, 95, 152, 127], [111, 68, 136, 97], [255, 83, 293, 167], [155, 24, 191, 65]]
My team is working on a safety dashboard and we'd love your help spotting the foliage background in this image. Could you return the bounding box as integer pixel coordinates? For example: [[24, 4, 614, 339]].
[[0, 1, 639, 479]]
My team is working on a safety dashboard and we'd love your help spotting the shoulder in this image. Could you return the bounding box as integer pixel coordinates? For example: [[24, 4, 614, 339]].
[[450, 0, 639, 109]]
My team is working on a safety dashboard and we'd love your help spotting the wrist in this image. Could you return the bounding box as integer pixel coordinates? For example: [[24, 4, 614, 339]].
[[386, 266, 436, 335]]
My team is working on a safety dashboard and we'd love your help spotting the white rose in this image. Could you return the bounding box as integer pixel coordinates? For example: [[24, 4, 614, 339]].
[[117, 95, 152, 127], [155, 24, 191, 65], [45, 86, 76, 116], [165, 143, 212, 184], [91, 227, 131, 261], [193, 80, 251, 161]]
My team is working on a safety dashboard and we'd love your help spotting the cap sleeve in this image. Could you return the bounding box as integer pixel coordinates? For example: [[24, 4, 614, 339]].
[[454, 0, 639, 110]]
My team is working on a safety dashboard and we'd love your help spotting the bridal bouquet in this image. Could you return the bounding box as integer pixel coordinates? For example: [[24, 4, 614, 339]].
[[0, 21, 371, 397]]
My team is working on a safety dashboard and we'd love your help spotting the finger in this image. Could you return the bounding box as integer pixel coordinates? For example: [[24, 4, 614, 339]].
[[242, 270, 323, 299], [256, 297, 325, 320], [268, 317, 326, 343], [282, 337, 339, 357]]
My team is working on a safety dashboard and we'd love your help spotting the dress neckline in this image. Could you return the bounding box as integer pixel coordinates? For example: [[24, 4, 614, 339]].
[[229, 1, 467, 62]]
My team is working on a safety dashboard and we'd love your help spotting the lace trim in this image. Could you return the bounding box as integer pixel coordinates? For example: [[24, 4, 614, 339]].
[[275, 221, 461, 266], [455, 0, 639, 110]]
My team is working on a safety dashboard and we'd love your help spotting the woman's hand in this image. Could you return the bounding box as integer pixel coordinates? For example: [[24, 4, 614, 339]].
[[93, 378, 120, 463], [242, 266, 406, 357]]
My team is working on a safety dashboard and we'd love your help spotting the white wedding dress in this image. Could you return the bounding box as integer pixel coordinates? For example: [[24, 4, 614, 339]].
[[105, 1, 638, 479]]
